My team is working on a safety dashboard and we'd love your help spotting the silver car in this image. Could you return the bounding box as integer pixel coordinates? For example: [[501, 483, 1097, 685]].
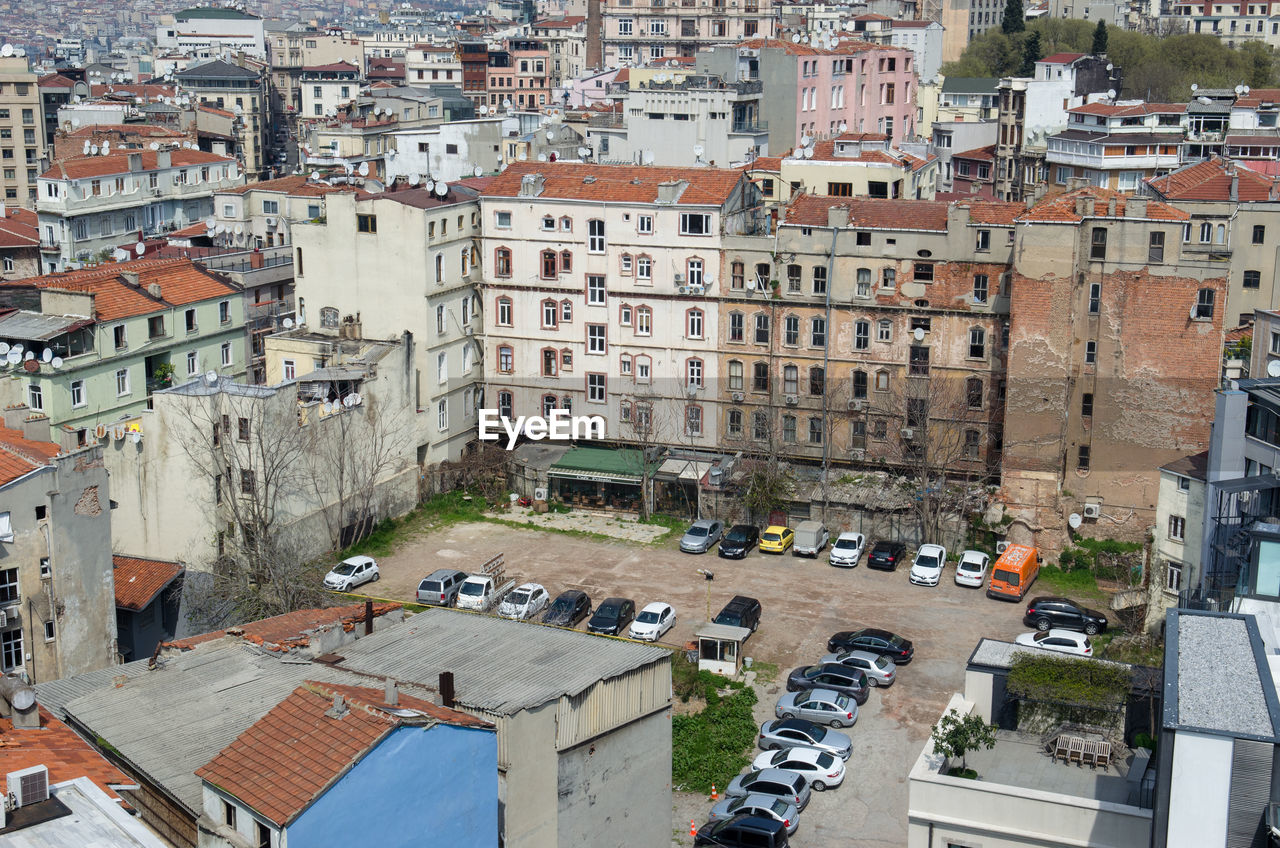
[[724, 768, 811, 812], [819, 649, 897, 687], [757, 718, 852, 759], [775, 688, 859, 728], [680, 519, 724, 553], [706, 793, 799, 835]]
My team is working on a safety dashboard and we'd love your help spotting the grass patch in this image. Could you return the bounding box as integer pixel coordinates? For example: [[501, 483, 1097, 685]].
[[946, 766, 978, 779], [340, 490, 490, 559], [1036, 566, 1110, 605], [1098, 633, 1165, 666], [672, 674, 759, 794], [750, 660, 780, 685]]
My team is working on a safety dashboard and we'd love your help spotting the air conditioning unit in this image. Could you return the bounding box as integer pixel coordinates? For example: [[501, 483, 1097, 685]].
[[850, 448, 865, 459], [8, 765, 49, 808], [848, 400, 864, 411], [900, 427, 915, 440], [533, 487, 548, 501], [785, 395, 799, 405], [677, 285, 689, 295], [995, 540, 1010, 555], [687, 284, 704, 295], [731, 391, 744, 402], [674, 273, 685, 283], [1082, 503, 1102, 519]]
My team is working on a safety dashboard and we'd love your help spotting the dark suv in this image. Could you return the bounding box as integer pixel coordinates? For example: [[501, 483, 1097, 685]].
[[718, 525, 760, 559], [695, 814, 789, 848], [867, 540, 908, 571], [587, 597, 635, 636], [1023, 597, 1109, 635], [714, 595, 762, 633]]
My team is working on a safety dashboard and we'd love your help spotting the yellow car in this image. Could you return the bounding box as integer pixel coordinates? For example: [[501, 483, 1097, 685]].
[[759, 525, 795, 554]]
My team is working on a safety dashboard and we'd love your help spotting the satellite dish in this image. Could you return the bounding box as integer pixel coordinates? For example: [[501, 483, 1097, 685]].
[[1268, 360, 1280, 378], [233, 224, 243, 235], [537, 153, 547, 162], [839, 122, 848, 133], [23, 351, 33, 360], [409, 172, 420, 185], [83, 141, 91, 155], [130, 432, 141, 444], [323, 401, 333, 414], [800, 134, 812, 147], [1106, 89, 1116, 100], [474, 164, 484, 177], [425, 179, 435, 192], [913, 327, 925, 341], [1244, 86, 1251, 94], [503, 99, 512, 110], [51, 356, 63, 369], [149, 141, 159, 150], [0, 342, 8, 354], [576, 147, 588, 159], [358, 161, 369, 176], [41, 349, 52, 363], [205, 370, 218, 385], [135, 242, 145, 256], [803, 147, 814, 159], [435, 181, 448, 196], [102, 141, 110, 154], [546, 130, 556, 141], [282, 317, 294, 329], [11, 344, 21, 355], [1236, 84, 1245, 95], [90, 144, 99, 155], [205, 216, 216, 229], [1068, 512, 1083, 530], [1190, 83, 1199, 92], [642, 151, 655, 165], [0, 44, 12, 58], [5, 351, 18, 365], [693, 144, 704, 158]]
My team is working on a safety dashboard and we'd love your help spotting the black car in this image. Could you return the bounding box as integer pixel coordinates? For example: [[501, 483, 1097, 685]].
[[695, 814, 790, 848], [587, 597, 635, 635], [718, 525, 760, 559], [1023, 596, 1109, 635], [786, 663, 870, 705], [714, 595, 762, 633], [867, 540, 908, 571], [827, 628, 915, 664], [541, 589, 592, 627]]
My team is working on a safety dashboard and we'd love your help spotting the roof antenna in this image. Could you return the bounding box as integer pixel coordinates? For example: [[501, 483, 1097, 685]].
[[326, 692, 349, 719]]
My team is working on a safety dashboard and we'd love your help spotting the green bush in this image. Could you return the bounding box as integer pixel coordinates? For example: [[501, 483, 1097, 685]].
[[1134, 732, 1157, 752], [672, 685, 759, 794], [1007, 654, 1132, 710]]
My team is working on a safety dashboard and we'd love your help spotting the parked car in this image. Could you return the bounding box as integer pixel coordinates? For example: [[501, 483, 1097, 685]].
[[629, 601, 676, 641], [785, 664, 870, 704], [718, 525, 760, 559], [791, 520, 830, 557], [714, 595, 762, 633], [541, 589, 592, 627], [1014, 628, 1093, 656], [724, 769, 811, 812], [681, 519, 725, 554], [866, 540, 908, 571], [323, 555, 379, 591], [751, 746, 846, 791], [759, 526, 795, 554], [828, 532, 865, 567], [757, 718, 852, 759], [695, 814, 791, 848], [826, 628, 914, 664], [774, 688, 858, 727], [456, 574, 497, 611], [954, 550, 991, 588], [498, 583, 549, 620], [908, 544, 948, 587], [587, 597, 636, 635], [706, 794, 799, 836], [819, 649, 896, 687], [1023, 596, 1109, 635], [416, 568, 468, 606]]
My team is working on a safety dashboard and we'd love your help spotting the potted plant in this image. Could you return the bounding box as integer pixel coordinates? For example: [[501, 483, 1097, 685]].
[[930, 709, 996, 779], [152, 362, 176, 388]]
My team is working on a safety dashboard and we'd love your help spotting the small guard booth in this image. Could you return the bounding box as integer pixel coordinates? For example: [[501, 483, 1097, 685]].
[[695, 623, 752, 676]]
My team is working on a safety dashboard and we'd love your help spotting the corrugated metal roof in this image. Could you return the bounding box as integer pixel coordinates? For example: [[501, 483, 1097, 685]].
[[0, 310, 89, 340], [331, 609, 669, 715]]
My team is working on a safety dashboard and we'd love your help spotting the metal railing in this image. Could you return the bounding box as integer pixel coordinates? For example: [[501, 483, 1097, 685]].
[[731, 119, 768, 134]]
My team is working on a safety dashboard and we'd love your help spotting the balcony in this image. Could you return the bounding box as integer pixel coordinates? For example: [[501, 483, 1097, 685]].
[[730, 119, 768, 134]]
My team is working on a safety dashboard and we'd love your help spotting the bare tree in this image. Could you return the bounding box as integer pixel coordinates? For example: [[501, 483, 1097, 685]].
[[620, 387, 672, 519]]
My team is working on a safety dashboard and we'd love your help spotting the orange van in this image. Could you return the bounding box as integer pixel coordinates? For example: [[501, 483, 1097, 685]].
[[986, 544, 1042, 601]]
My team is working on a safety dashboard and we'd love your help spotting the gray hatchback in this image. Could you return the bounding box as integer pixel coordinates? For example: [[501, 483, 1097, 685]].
[[725, 768, 811, 812], [681, 519, 724, 553]]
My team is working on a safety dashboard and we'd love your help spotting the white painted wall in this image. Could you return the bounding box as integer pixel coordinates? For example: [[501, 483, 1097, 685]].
[[1166, 730, 1233, 847]]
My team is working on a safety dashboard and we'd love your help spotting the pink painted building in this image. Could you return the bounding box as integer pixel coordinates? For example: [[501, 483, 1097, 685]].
[[701, 38, 919, 150]]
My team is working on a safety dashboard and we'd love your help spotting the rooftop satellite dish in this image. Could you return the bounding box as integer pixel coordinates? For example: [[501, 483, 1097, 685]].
[[1190, 83, 1199, 92], [474, 164, 484, 177], [205, 216, 216, 229], [1198, 96, 1212, 105], [1106, 89, 1116, 100], [135, 96, 143, 105], [233, 224, 243, 235], [5, 351, 18, 365], [425, 178, 435, 192], [358, 161, 370, 176], [1244, 86, 1251, 94], [1106, 63, 1114, 71], [41, 349, 52, 363], [1236, 84, 1245, 95], [130, 432, 140, 444], [800, 134, 812, 147], [409, 173, 420, 185], [149, 142, 159, 150], [803, 147, 814, 158], [577, 147, 589, 158], [839, 121, 848, 132], [435, 181, 448, 196], [1067, 512, 1083, 530], [913, 327, 925, 341], [0, 342, 7, 354], [90, 144, 99, 155], [693, 144, 704, 158], [51, 356, 63, 369], [1269, 359, 1280, 378], [0, 44, 12, 58], [23, 351, 34, 360], [323, 401, 333, 414], [546, 130, 556, 141], [11, 344, 21, 355], [101, 141, 110, 153], [537, 153, 548, 162], [282, 317, 294, 329], [503, 99, 512, 110], [205, 370, 218, 385], [83, 141, 91, 155], [135, 242, 145, 256], [792, 34, 801, 42]]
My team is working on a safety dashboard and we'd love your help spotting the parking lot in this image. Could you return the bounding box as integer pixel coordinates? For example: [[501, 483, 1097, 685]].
[[369, 520, 1031, 847]]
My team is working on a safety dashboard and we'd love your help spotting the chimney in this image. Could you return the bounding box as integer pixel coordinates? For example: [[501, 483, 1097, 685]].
[[518, 172, 545, 197], [0, 673, 38, 729], [156, 149, 171, 170], [364, 598, 374, 634], [2, 405, 27, 429], [1074, 196, 1088, 216], [384, 677, 398, 706], [1230, 172, 1239, 202], [1106, 196, 1117, 217], [439, 671, 456, 708], [325, 692, 349, 719], [1126, 198, 1148, 218], [147, 283, 162, 299], [121, 270, 140, 287], [827, 206, 850, 227], [127, 152, 143, 172], [656, 179, 688, 204], [21, 413, 51, 444]]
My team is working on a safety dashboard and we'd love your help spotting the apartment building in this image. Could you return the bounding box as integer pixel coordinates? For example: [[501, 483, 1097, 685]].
[[405, 44, 464, 87], [938, 77, 999, 123], [175, 60, 270, 179], [385, 120, 506, 182], [0, 56, 47, 208], [479, 162, 763, 452], [300, 61, 363, 118], [36, 149, 242, 270], [0, 205, 40, 279], [156, 6, 267, 59], [264, 28, 363, 122], [530, 17, 588, 89], [0, 258, 246, 435], [751, 132, 937, 203], [487, 40, 552, 110], [1167, 0, 1280, 45], [291, 183, 485, 465], [889, 20, 944, 83], [1046, 101, 1186, 191], [1002, 187, 1227, 549]]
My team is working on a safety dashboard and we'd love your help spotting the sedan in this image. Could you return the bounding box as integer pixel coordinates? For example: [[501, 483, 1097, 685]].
[[908, 543, 948, 586], [758, 718, 852, 759], [759, 526, 795, 554], [954, 550, 991, 588], [541, 589, 592, 627], [867, 540, 908, 570], [1023, 596, 1109, 635], [628, 601, 676, 641], [680, 519, 724, 553], [725, 768, 811, 812], [322, 555, 379, 591], [706, 794, 799, 835], [775, 688, 858, 728], [818, 649, 896, 687], [1014, 628, 1094, 656], [785, 664, 869, 704], [587, 597, 636, 636], [718, 525, 760, 559], [498, 583, 549, 620], [751, 746, 846, 791], [827, 628, 915, 664], [829, 532, 865, 567]]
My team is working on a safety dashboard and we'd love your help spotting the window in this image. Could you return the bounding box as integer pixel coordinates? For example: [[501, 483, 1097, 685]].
[[964, 429, 981, 459], [809, 366, 825, 396], [907, 397, 927, 428], [783, 365, 798, 394], [116, 368, 130, 396], [559, 250, 572, 273], [148, 315, 165, 339], [687, 309, 704, 339], [753, 362, 769, 391], [495, 247, 512, 277], [729, 312, 744, 342], [1085, 340, 1097, 364], [185, 308, 197, 333], [1199, 221, 1212, 243], [587, 275, 606, 305], [1254, 225, 1266, 244], [1077, 445, 1091, 471], [877, 320, 892, 343], [1244, 270, 1261, 289], [685, 405, 703, 436], [436, 304, 447, 334], [975, 229, 990, 251], [620, 305, 633, 327], [70, 379, 86, 408], [587, 373, 606, 402], [782, 415, 797, 443], [752, 411, 768, 441], [731, 262, 745, 289], [638, 215, 653, 235], [809, 417, 824, 444], [498, 345, 513, 373], [909, 345, 930, 376], [852, 320, 871, 351], [685, 258, 704, 287], [587, 324, 606, 354], [848, 370, 867, 400], [1090, 227, 1107, 260], [221, 342, 232, 366], [620, 254, 633, 275], [542, 300, 558, 328], [542, 348, 559, 377], [184, 351, 198, 377], [968, 327, 986, 359], [541, 250, 558, 279], [729, 360, 743, 391], [436, 398, 449, 431], [853, 268, 871, 298], [636, 307, 651, 335], [813, 266, 827, 295], [728, 409, 743, 437], [784, 315, 800, 346], [541, 215, 555, 231], [1088, 282, 1101, 314], [39, 557, 50, 578], [635, 355, 651, 383], [811, 317, 826, 347], [1169, 515, 1185, 541], [913, 262, 933, 282], [240, 469, 254, 494], [680, 213, 711, 235], [1077, 391, 1094, 418], [495, 210, 512, 229], [1, 628, 21, 672], [27, 384, 41, 411], [637, 255, 652, 281], [1149, 231, 1165, 263], [754, 313, 770, 344], [499, 391, 513, 419], [357, 214, 377, 234], [787, 265, 802, 293], [973, 274, 989, 304], [1194, 287, 1215, 320], [587, 219, 605, 252], [497, 297, 513, 326], [1166, 561, 1183, 593]]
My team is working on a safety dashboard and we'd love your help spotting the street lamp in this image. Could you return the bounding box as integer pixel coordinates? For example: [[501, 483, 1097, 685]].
[[696, 568, 714, 621]]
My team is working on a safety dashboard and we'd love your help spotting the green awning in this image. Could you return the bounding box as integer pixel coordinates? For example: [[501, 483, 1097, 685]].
[[549, 447, 645, 484]]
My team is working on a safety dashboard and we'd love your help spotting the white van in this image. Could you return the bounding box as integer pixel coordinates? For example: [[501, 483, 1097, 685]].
[[793, 521, 831, 557]]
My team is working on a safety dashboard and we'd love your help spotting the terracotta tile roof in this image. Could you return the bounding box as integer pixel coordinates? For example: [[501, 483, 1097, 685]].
[[1234, 88, 1280, 109], [168, 221, 211, 239], [9, 258, 241, 322], [1018, 186, 1189, 222], [113, 555, 184, 612], [319, 683, 491, 729], [198, 104, 236, 118], [38, 73, 77, 88], [1146, 157, 1277, 202], [737, 37, 894, 56], [41, 149, 235, 181], [953, 144, 996, 162], [788, 137, 932, 171], [1070, 101, 1186, 117], [482, 161, 746, 206], [65, 124, 186, 139], [0, 708, 131, 801], [164, 602, 403, 653], [0, 208, 38, 249], [891, 19, 938, 26], [960, 200, 1024, 225], [302, 61, 361, 74], [1040, 52, 1085, 64], [784, 193, 949, 230], [854, 12, 892, 19], [220, 174, 351, 197], [745, 156, 783, 173], [0, 423, 60, 487]]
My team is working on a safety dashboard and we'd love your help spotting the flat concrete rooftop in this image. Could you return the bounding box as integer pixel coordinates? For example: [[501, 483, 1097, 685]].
[[963, 730, 1135, 805]]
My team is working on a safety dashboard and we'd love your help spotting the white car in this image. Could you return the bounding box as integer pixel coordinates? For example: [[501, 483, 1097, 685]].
[[751, 745, 846, 791], [628, 602, 676, 641], [323, 555, 379, 591], [908, 544, 948, 586], [954, 550, 991, 588], [829, 532, 865, 567], [498, 583, 549, 620], [1015, 628, 1093, 656]]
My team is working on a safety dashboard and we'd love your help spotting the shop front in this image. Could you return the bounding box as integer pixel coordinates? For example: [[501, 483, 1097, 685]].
[[547, 447, 646, 512]]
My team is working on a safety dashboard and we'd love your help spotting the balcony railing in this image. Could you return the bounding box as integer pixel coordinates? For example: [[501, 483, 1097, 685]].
[[731, 119, 768, 134]]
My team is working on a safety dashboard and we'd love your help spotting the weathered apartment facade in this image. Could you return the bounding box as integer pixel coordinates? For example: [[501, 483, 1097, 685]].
[[594, 0, 779, 68]]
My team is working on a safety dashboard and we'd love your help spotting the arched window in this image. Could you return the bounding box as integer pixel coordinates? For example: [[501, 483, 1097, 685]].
[[852, 370, 868, 400], [560, 299, 573, 322], [620, 253, 633, 275], [728, 360, 743, 391], [635, 306, 652, 335], [636, 255, 652, 281], [320, 307, 339, 329], [560, 250, 572, 272], [559, 216, 572, 231], [634, 354, 652, 383], [686, 308, 704, 339], [967, 377, 984, 409], [752, 411, 768, 440], [541, 299, 558, 328], [685, 405, 703, 436], [494, 247, 512, 277], [1199, 221, 1212, 243], [542, 394, 557, 416], [875, 370, 889, 391], [1216, 223, 1226, 244], [753, 362, 769, 392], [435, 253, 443, 283], [783, 364, 798, 394], [541, 349, 559, 377], [854, 320, 870, 350], [727, 409, 743, 437], [496, 296, 513, 327], [687, 257, 704, 286], [497, 345, 513, 373], [541, 250, 558, 279], [686, 357, 703, 388], [809, 366, 825, 396], [731, 261, 745, 289], [541, 215, 555, 230]]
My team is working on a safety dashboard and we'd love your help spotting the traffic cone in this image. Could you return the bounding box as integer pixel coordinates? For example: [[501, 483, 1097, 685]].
[[690, 820, 697, 837], [710, 783, 718, 801]]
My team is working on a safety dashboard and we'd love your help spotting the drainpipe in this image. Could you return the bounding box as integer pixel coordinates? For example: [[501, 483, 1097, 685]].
[[821, 224, 838, 516]]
